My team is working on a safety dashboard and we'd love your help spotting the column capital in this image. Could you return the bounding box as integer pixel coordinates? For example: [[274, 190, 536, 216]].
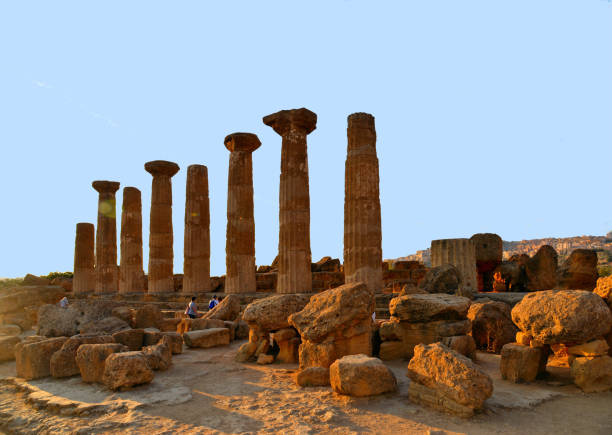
[[145, 160, 180, 177], [263, 108, 317, 136], [92, 180, 120, 194], [347, 112, 375, 129], [224, 132, 261, 153]]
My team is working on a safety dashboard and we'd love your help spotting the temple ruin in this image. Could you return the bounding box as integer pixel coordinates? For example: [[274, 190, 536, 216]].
[[92, 180, 120, 294]]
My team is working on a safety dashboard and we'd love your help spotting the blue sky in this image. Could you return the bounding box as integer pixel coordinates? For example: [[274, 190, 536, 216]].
[[1, 1, 611, 278]]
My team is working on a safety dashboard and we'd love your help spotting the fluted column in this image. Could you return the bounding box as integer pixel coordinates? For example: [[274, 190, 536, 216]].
[[343, 113, 383, 292], [73, 222, 95, 294], [119, 187, 144, 293], [263, 108, 317, 294], [224, 133, 260, 294], [431, 238, 478, 295], [183, 164, 211, 293], [92, 180, 120, 293], [145, 160, 179, 293]]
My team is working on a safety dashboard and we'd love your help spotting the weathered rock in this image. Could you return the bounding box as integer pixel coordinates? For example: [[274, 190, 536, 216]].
[[79, 317, 130, 335], [571, 356, 612, 393], [430, 238, 478, 295], [0, 285, 65, 317], [183, 328, 230, 348], [468, 301, 518, 353], [177, 318, 226, 334], [418, 264, 461, 294], [143, 328, 163, 346], [159, 317, 181, 332], [256, 354, 274, 365], [441, 335, 477, 358], [558, 249, 599, 291], [202, 294, 240, 321], [37, 300, 120, 337], [235, 341, 258, 362], [567, 339, 609, 357], [407, 343, 493, 416], [288, 283, 374, 343], [511, 290, 612, 344], [389, 294, 470, 323], [330, 354, 397, 397], [500, 343, 547, 383], [111, 307, 134, 326], [50, 335, 114, 378], [23, 274, 50, 286], [142, 335, 172, 370], [594, 275, 612, 309], [76, 343, 128, 383], [15, 337, 68, 380], [516, 331, 532, 346], [235, 320, 249, 339], [103, 351, 154, 390], [296, 367, 330, 387], [471, 233, 503, 291], [378, 341, 406, 360], [0, 324, 21, 336], [243, 294, 311, 331], [525, 245, 558, 291], [161, 332, 183, 354], [0, 336, 21, 362], [298, 340, 337, 369], [133, 305, 163, 329], [112, 328, 144, 351]]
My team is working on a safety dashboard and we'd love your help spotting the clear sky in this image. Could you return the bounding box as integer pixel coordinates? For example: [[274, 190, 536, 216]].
[[1, 1, 611, 278]]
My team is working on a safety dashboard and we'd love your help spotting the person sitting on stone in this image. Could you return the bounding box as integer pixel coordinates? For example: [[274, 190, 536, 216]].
[[185, 296, 198, 319], [208, 295, 219, 310], [58, 296, 69, 308]]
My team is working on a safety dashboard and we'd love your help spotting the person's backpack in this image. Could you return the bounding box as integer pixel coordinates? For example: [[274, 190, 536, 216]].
[[208, 300, 215, 309]]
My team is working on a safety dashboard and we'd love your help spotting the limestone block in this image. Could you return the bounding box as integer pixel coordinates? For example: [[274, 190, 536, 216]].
[[276, 337, 300, 364], [142, 336, 172, 370], [568, 339, 609, 357], [296, 367, 330, 387], [379, 341, 406, 361], [500, 343, 547, 383], [330, 354, 397, 397], [468, 300, 518, 353], [112, 329, 144, 351], [133, 305, 163, 329], [389, 294, 470, 323], [243, 294, 311, 332], [0, 324, 21, 336], [75, 343, 128, 383], [235, 341, 258, 362], [161, 332, 183, 354], [50, 335, 114, 378], [15, 337, 68, 380], [298, 340, 336, 369], [183, 328, 230, 348], [0, 336, 21, 362], [570, 355, 612, 393], [103, 351, 154, 390], [441, 335, 476, 358], [79, 317, 130, 335], [202, 294, 241, 321]]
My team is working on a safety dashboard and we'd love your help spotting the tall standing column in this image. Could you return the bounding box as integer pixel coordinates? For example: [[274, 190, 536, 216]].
[[431, 238, 478, 296], [92, 181, 120, 293], [183, 164, 211, 293], [224, 133, 261, 294], [119, 187, 144, 293], [145, 160, 180, 293], [343, 113, 383, 292], [263, 108, 317, 294], [73, 222, 95, 294]]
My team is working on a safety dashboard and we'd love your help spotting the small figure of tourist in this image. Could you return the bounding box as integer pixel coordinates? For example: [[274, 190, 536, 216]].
[[59, 296, 69, 308], [185, 296, 198, 319], [208, 294, 219, 310]]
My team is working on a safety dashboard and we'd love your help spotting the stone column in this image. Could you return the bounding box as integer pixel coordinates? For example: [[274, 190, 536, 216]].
[[343, 113, 383, 293], [73, 222, 95, 294], [183, 164, 211, 293], [145, 160, 180, 293], [224, 133, 261, 294], [263, 108, 317, 294], [92, 180, 120, 293], [119, 187, 144, 293], [431, 238, 478, 295]]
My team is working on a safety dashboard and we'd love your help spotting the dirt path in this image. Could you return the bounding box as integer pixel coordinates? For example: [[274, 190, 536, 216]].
[[1, 341, 612, 434]]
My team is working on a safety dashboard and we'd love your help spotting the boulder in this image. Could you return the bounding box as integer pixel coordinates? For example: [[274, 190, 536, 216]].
[[37, 300, 120, 337], [558, 249, 599, 291], [243, 294, 311, 332], [76, 343, 128, 383], [467, 301, 518, 353], [202, 294, 241, 321], [111, 307, 134, 326], [183, 328, 230, 348], [417, 264, 461, 294], [256, 354, 274, 365], [567, 339, 609, 357], [500, 343, 547, 383], [295, 367, 330, 387], [142, 336, 172, 370], [389, 294, 470, 323], [143, 328, 163, 346], [288, 283, 374, 343], [50, 335, 114, 378], [594, 275, 612, 309], [0, 324, 21, 336], [330, 354, 397, 397], [511, 290, 612, 344], [407, 343, 493, 417], [0, 336, 21, 362], [79, 317, 131, 335], [525, 245, 558, 291], [15, 337, 68, 380], [570, 356, 612, 393], [103, 351, 154, 390], [112, 328, 144, 351], [441, 335, 477, 358], [133, 305, 163, 329], [23, 274, 50, 286]]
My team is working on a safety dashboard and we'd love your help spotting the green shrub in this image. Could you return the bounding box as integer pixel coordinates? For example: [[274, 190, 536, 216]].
[[43, 271, 73, 280], [598, 265, 612, 278]]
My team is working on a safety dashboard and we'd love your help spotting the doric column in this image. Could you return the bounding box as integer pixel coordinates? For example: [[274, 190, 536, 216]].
[[119, 187, 144, 293], [73, 222, 95, 294], [145, 160, 179, 293], [92, 180, 120, 293], [263, 108, 317, 294], [431, 238, 478, 295], [183, 164, 211, 293], [343, 113, 383, 293], [224, 133, 261, 294]]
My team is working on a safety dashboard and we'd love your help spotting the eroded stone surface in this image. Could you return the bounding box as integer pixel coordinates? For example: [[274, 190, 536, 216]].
[[119, 187, 145, 293], [330, 354, 397, 397], [103, 351, 154, 390], [92, 180, 120, 293], [76, 343, 128, 383]]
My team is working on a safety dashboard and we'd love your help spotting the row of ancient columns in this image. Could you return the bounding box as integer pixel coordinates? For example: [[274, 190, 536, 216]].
[[73, 108, 384, 295]]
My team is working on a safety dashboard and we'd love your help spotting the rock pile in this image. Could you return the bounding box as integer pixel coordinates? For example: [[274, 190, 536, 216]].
[[378, 294, 475, 360]]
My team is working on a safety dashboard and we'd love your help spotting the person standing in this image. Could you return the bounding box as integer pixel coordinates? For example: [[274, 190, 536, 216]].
[[186, 296, 198, 319], [208, 295, 219, 310]]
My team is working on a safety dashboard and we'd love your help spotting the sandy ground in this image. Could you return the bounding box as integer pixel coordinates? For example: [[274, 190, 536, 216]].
[[1, 340, 612, 434]]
